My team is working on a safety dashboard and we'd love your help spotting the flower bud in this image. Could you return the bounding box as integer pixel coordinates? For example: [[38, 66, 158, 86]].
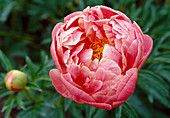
[[5, 70, 27, 92]]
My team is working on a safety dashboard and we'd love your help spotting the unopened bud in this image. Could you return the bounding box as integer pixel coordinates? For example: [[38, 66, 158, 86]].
[[5, 70, 27, 92]]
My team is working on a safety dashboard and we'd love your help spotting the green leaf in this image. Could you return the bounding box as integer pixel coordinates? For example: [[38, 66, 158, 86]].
[[138, 70, 170, 108], [41, 38, 52, 44], [69, 104, 83, 118], [86, 105, 97, 118], [146, 57, 170, 64], [5, 103, 14, 118], [35, 51, 48, 77], [15, 94, 26, 110], [115, 105, 123, 118], [25, 56, 35, 81], [122, 102, 138, 118], [93, 109, 107, 118], [0, 90, 13, 98], [0, 84, 6, 89], [139, 70, 169, 96], [85, 0, 104, 6], [127, 95, 152, 118], [154, 52, 170, 58], [35, 75, 51, 82], [0, 50, 12, 71], [1, 94, 15, 113], [0, 2, 15, 22], [155, 65, 170, 83], [64, 98, 73, 111], [28, 83, 42, 92], [20, 64, 27, 72], [150, 32, 170, 57]]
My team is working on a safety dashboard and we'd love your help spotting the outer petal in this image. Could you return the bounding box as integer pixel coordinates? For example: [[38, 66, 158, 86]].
[[52, 23, 63, 40], [97, 6, 119, 19], [138, 35, 153, 70], [63, 31, 84, 46], [117, 68, 138, 101], [49, 69, 84, 103], [51, 40, 62, 72], [112, 101, 125, 108], [61, 72, 95, 102], [87, 102, 112, 110], [64, 11, 82, 23]]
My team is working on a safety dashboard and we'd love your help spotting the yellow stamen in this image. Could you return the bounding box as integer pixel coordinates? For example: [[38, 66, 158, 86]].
[[89, 38, 110, 60]]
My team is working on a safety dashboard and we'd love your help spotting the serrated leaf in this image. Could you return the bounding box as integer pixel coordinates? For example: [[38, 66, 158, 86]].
[[25, 56, 35, 81], [15, 94, 26, 110], [0, 50, 12, 71]]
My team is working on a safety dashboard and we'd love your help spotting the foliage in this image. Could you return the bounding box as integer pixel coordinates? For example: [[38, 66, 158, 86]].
[[0, 0, 170, 117]]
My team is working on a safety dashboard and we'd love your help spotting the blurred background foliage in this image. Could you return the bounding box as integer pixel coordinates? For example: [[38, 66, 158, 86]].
[[0, 0, 170, 118]]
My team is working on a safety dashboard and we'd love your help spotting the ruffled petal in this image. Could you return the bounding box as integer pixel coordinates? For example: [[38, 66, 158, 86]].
[[99, 58, 121, 75], [64, 11, 82, 23], [125, 40, 138, 70], [79, 49, 93, 67], [103, 44, 122, 65], [63, 31, 84, 46]]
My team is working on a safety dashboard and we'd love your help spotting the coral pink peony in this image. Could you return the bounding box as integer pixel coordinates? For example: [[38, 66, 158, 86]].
[[49, 6, 153, 110]]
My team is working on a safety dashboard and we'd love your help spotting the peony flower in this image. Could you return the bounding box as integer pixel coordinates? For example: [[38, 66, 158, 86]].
[[49, 6, 153, 110], [5, 70, 27, 92]]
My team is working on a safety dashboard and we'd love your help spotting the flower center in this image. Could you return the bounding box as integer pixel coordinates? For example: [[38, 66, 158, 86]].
[[89, 38, 110, 60]]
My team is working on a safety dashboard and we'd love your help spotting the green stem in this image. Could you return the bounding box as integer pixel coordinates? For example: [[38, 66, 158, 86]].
[[23, 88, 38, 103]]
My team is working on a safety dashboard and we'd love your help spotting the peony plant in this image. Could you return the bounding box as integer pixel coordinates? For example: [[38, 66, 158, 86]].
[[49, 6, 153, 110]]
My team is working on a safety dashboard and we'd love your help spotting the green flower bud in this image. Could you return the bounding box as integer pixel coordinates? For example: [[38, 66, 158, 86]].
[[5, 70, 27, 92]]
